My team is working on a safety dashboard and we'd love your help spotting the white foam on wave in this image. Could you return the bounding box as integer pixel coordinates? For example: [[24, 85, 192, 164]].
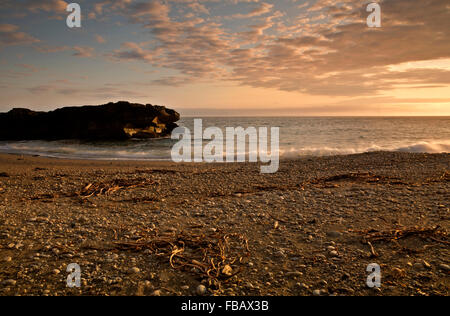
[[396, 141, 450, 153], [279, 140, 450, 158], [0, 139, 448, 160]]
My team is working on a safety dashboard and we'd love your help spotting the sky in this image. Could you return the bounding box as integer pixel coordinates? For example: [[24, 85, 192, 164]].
[[0, 0, 449, 116]]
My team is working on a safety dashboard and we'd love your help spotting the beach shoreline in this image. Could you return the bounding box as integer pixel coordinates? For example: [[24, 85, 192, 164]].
[[0, 152, 448, 296]]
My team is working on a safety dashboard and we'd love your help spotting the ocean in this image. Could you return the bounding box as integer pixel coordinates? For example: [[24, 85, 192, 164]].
[[0, 117, 449, 160]]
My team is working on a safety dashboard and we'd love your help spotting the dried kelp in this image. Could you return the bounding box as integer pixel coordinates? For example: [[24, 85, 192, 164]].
[[312, 172, 408, 185], [114, 229, 250, 288], [78, 178, 156, 198], [357, 226, 449, 244]]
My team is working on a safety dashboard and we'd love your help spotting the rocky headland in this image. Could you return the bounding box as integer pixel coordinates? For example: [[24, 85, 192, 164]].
[[0, 101, 180, 141]]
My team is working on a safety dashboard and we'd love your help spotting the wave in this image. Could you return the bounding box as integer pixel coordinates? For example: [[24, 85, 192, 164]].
[[0, 140, 448, 160], [0, 140, 173, 161], [396, 141, 450, 153], [279, 140, 450, 158]]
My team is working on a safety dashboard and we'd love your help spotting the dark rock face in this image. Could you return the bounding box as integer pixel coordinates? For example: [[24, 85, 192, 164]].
[[0, 101, 180, 140]]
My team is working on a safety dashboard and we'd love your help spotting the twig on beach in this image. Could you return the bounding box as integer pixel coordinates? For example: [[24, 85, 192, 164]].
[[311, 172, 410, 186], [77, 177, 157, 198], [29, 177, 157, 201], [428, 237, 450, 245], [357, 226, 448, 244], [424, 170, 450, 184], [367, 241, 378, 258]]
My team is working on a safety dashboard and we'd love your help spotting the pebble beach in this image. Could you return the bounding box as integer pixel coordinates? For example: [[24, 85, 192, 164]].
[[0, 152, 448, 296]]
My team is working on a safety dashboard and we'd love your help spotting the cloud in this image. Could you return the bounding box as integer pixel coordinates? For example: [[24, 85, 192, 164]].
[[34, 45, 70, 53], [24, 0, 68, 13], [27, 79, 148, 99], [2, 0, 449, 106], [226, 2, 274, 19], [109, 42, 161, 63], [97, 0, 448, 97], [94, 34, 107, 44], [0, 24, 39, 46], [1, 0, 68, 18], [73, 46, 95, 58]]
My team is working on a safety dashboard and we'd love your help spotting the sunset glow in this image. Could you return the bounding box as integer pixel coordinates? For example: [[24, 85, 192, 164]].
[[0, 0, 449, 116]]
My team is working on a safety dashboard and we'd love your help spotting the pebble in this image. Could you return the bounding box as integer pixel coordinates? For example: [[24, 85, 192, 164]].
[[129, 267, 140, 274], [313, 289, 326, 296], [329, 250, 339, 257], [438, 264, 450, 272], [196, 284, 207, 296], [3, 279, 16, 286], [327, 231, 343, 238], [222, 265, 233, 276], [297, 283, 309, 290], [318, 280, 328, 287], [3, 256, 12, 262], [274, 221, 279, 230], [53, 269, 61, 275], [286, 271, 303, 278], [152, 290, 162, 296], [413, 262, 425, 270]]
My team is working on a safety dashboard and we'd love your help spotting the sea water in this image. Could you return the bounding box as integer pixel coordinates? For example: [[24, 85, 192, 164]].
[[0, 117, 448, 160]]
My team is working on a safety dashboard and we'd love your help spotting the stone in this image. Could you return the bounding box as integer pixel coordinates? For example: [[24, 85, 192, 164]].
[[313, 289, 322, 296], [414, 262, 425, 270], [297, 283, 309, 290], [286, 271, 303, 278], [129, 267, 140, 274], [196, 284, 207, 296], [327, 231, 343, 238], [152, 290, 162, 296], [438, 264, 450, 272], [3, 279, 16, 286], [222, 265, 233, 276], [274, 221, 279, 230]]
